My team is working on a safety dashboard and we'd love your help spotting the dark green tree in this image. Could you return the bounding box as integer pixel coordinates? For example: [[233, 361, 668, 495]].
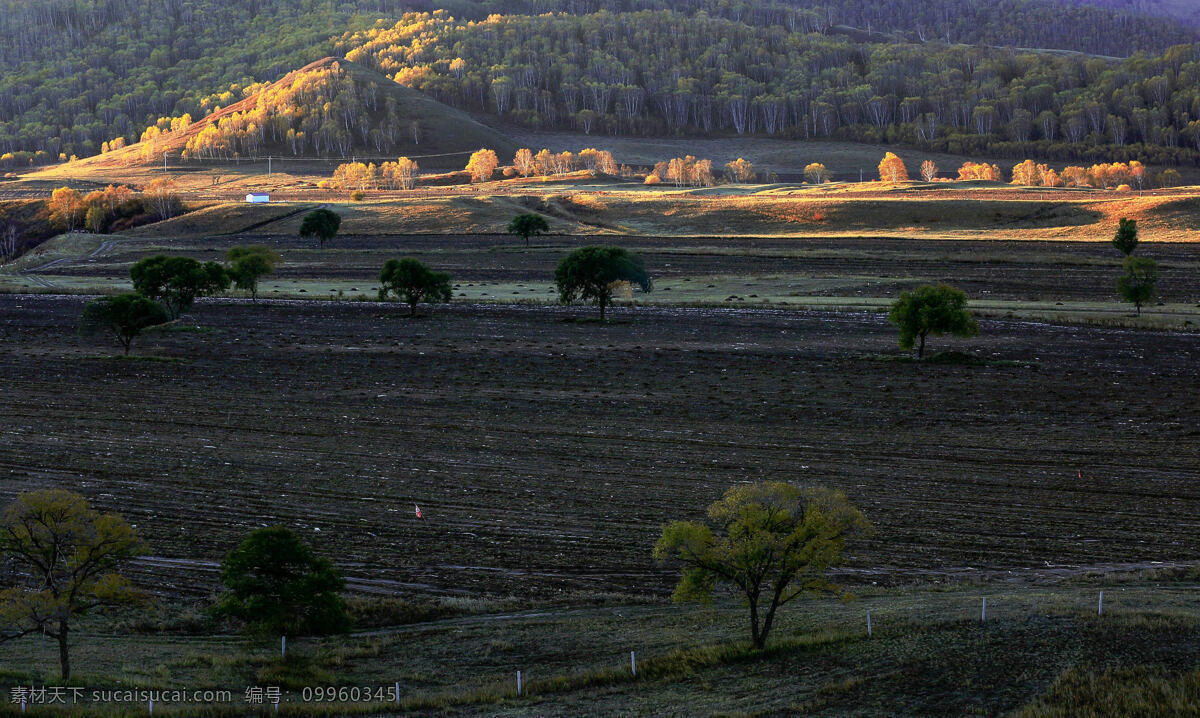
[[1117, 256, 1158, 315], [0, 490, 145, 680], [299, 208, 342, 249], [554, 246, 651, 321], [654, 482, 871, 650], [216, 527, 351, 637], [1113, 218, 1138, 256], [888, 284, 979, 358], [507, 213, 550, 247], [378, 258, 452, 316], [226, 245, 280, 301], [130, 255, 229, 319], [78, 293, 169, 355]]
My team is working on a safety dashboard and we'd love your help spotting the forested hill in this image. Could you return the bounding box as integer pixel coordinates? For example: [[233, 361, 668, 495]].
[[1056, 0, 1200, 28], [342, 11, 1200, 166], [1, 0, 1199, 166], [79, 57, 516, 168]]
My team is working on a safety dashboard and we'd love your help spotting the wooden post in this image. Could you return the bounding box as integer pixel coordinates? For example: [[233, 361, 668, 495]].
[[631, 650, 636, 676], [517, 670, 522, 696], [867, 611, 872, 637], [281, 635, 286, 657], [981, 597, 987, 622], [1099, 591, 1104, 615], [149, 698, 154, 715], [394, 681, 400, 704]]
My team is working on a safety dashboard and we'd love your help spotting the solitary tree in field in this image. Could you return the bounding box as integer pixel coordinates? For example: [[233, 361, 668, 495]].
[[216, 527, 350, 637], [379, 258, 452, 316], [1113, 218, 1138, 256], [130, 255, 229, 319], [888, 284, 979, 358], [878, 152, 909, 184], [1117, 256, 1158, 314], [655, 482, 870, 650], [0, 490, 145, 680], [465, 149, 499, 183], [299, 208, 341, 249], [804, 162, 831, 184], [226, 245, 281, 301], [78, 293, 169, 354], [920, 160, 939, 182], [507, 213, 550, 247], [555, 246, 651, 321]]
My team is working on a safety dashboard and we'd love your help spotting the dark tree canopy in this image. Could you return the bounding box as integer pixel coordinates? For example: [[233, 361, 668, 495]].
[[299, 208, 342, 248], [129, 255, 229, 319], [216, 527, 351, 637], [1113, 218, 1139, 256], [554, 246, 651, 321], [1117, 256, 1159, 314], [226, 245, 281, 301], [0, 490, 144, 680], [507, 213, 550, 247], [654, 482, 871, 649], [78, 293, 169, 355], [888, 284, 979, 358], [379, 258, 452, 315]]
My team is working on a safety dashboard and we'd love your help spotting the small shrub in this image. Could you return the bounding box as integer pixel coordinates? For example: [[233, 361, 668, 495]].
[[350, 190, 365, 201]]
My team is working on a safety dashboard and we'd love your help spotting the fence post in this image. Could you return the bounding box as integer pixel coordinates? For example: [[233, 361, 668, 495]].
[[631, 650, 637, 676], [981, 597, 987, 622], [281, 635, 286, 657], [867, 610, 872, 637], [517, 670, 522, 696], [395, 681, 400, 704], [1099, 591, 1104, 615], [149, 698, 154, 715]]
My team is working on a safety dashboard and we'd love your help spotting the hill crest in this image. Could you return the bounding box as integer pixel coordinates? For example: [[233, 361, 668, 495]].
[[76, 57, 517, 172]]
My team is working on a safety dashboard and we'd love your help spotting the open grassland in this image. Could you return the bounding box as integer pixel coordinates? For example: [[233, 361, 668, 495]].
[[15, 182, 1195, 242], [6, 219, 1200, 330], [0, 581, 1198, 716]]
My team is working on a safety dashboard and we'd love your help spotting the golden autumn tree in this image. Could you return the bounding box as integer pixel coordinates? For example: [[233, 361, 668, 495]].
[[513, 148, 535, 177], [1011, 159, 1039, 186], [726, 157, 757, 183], [466, 149, 499, 182], [395, 157, 419, 190], [48, 187, 84, 231], [920, 160, 938, 181], [878, 152, 908, 184]]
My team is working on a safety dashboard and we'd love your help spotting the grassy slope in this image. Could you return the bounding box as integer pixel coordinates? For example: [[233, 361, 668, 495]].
[[0, 581, 1197, 716]]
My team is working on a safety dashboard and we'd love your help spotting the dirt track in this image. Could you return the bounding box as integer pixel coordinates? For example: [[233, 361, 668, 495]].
[[2, 296, 1199, 598]]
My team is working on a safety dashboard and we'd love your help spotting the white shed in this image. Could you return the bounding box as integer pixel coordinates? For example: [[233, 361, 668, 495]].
[[246, 193, 270, 203]]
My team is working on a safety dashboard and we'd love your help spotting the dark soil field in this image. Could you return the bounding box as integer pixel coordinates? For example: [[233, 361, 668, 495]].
[[3, 295, 1199, 601]]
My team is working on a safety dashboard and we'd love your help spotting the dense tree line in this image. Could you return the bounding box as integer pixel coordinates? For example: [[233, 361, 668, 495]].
[[339, 10, 1200, 165], [428, 0, 1196, 55]]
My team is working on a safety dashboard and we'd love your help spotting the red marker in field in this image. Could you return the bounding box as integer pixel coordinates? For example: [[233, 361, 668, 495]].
[[414, 504, 423, 519]]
